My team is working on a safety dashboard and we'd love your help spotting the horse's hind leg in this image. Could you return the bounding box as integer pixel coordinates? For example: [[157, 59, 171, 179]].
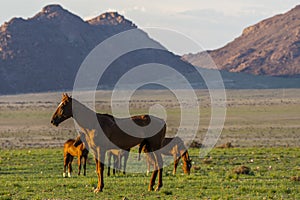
[[68, 156, 73, 177], [63, 154, 68, 177], [78, 156, 82, 176]]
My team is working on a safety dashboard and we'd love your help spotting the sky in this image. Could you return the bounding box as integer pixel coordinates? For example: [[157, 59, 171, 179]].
[[0, 0, 299, 54]]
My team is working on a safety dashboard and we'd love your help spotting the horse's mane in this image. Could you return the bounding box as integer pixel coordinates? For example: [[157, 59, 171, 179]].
[[65, 138, 75, 143]]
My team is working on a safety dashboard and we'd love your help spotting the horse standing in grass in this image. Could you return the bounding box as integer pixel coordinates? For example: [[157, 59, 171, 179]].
[[139, 136, 192, 175], [51, 93, 166, 192], [63, 136, 88, 177]]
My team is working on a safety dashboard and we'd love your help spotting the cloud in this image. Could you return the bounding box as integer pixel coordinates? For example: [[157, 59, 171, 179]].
[[132, 6, 146, 12]]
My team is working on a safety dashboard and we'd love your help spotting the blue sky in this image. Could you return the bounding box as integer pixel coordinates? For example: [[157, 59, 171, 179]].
[[0, 0, 299, 53]]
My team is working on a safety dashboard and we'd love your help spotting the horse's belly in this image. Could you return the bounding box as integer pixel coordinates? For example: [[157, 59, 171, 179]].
[[108, 134, 141, 149]]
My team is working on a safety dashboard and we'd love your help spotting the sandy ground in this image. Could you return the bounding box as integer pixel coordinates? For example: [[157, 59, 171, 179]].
[[0, 89, 299, 149]]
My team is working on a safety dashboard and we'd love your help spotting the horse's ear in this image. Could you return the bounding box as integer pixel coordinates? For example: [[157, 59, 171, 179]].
[[62, 93, 71, 99], [62, 93, 68, 98]]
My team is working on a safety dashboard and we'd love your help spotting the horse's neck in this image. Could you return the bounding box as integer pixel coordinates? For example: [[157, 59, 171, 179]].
[[181, 150, 189, 162], [72, 99, 98, 130]]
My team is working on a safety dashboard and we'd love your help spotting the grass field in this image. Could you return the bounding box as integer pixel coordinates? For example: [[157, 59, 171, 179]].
[[0, 147, 299, 199], [0, 89, 300, 199]]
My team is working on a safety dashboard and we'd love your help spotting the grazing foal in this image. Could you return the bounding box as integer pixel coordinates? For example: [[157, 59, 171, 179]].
[[139, 137, 192, 175], [63, 136, 88, 177]]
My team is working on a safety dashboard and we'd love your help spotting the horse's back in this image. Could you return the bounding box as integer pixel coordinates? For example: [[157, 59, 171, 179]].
[[64, 138, 87, 157], [95, 114, 166, 150]]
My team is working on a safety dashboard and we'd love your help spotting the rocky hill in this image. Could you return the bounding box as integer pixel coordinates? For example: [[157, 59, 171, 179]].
[[0, 5, 198, 94], [0, 4, 299, 95], [183, 5, 300, 77]]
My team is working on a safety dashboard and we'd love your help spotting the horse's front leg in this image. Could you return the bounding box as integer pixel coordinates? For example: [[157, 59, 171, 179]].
[[94, 151, 105, 193], [123, 152, 129, 175], [154, 152, 163, 191], [78, 156, 82, 175], [146, 156, 151, 176], [149, 168, 158, 191], [107, 152, 111, 176], [173, 154, 180, 175], [148, 152, 159, 191]]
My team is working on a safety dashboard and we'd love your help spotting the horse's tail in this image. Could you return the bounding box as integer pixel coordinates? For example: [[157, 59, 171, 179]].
[[138, 140, 149, 161], [73, 135, 83, 147]]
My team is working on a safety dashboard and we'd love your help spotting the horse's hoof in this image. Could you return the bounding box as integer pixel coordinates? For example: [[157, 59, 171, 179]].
[[148, 187, 154, 191], [63, 173, 67, 178], [93, 188, 102, 193], [155, 186, 162, 191], [93, 185, 104, 193]]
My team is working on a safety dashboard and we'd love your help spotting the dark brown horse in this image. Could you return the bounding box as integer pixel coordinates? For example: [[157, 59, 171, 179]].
[[63, 136, 88, 177], [51, 93, 166, 192], [107, 148, 130, 176], [139, 137, 192, 175]]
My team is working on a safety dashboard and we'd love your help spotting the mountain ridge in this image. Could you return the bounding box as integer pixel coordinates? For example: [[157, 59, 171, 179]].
[[0, 4, 198, 94], [0, 4, 299, 95], [183, 5, 300, 77]]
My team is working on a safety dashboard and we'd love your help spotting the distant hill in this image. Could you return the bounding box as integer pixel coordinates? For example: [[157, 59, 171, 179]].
[[0, 4, 299, 95], [0, 5, 199, 94], [183, 5, 300, 77]]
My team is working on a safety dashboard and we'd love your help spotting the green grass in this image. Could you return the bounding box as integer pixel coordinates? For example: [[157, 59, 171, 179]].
[[1, 147, 299, 199]]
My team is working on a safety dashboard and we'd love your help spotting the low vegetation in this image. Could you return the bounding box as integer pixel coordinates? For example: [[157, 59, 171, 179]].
[[0, 89, 299, 199], [0, 147, 299, 199]]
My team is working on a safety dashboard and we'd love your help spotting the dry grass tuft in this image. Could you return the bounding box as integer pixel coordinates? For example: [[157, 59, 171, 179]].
[[290, 176, 300, 181], [217, 142, 234, 148], [233, 165, 251, 175], [189, 141, 202, 148], [202, 157, 213, 164]]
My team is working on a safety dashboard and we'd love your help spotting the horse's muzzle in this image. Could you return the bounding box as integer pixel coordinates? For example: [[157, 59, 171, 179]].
[[51, 119, 59, 127]]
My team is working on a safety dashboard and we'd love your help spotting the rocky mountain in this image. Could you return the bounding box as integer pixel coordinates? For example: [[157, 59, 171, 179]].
[[183, 5, 300, 77], [0, 4, 299, 95], [0, 4, 199, 94]]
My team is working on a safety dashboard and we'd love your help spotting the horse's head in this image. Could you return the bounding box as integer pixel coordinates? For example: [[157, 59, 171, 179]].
[[51, 93, 73, 126], [132, 115, 151, 126], [182, 151, 192, 175]]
